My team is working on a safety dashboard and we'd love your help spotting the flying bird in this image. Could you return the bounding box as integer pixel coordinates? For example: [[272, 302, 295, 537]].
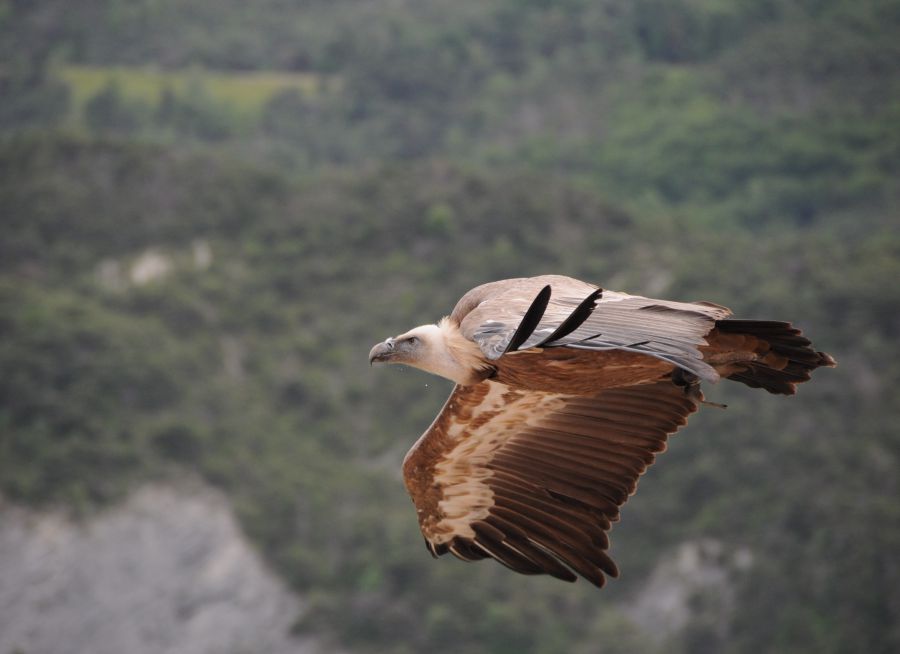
[[369, 275, 835, 587]]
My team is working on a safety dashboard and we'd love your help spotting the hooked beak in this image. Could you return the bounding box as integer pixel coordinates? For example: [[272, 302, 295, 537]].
[[369, 338, 396, 365]]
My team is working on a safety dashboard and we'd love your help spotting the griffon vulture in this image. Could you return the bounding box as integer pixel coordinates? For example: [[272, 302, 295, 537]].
[[369, 275, 835, 587]]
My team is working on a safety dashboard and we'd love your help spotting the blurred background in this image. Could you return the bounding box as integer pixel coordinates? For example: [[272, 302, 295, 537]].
[[1, 1, 898, 653]]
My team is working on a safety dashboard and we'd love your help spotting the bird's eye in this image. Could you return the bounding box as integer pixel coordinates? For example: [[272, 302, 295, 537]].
[[406, 336, 420, 345]]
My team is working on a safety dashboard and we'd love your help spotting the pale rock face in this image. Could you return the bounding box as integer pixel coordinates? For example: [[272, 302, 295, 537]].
[[130, 250, 172, 285], [625, 538, 753, 642], [192, 240, 213, 270], [0, 484, 332, 654]]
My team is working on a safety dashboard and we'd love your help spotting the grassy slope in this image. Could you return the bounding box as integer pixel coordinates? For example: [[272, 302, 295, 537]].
[[58, 65, 330, 124]]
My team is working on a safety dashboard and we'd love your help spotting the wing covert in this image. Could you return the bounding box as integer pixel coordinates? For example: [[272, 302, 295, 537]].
[[402, 379, 700, 587], [456, 276, 732, 382]]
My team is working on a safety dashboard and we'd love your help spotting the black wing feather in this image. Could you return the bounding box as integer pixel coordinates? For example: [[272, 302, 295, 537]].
[[504, 285, 552, 353], [532, 288, 604, 348]]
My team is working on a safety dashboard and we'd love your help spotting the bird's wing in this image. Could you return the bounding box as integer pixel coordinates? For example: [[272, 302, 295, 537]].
[[457, 276, 732, 382], [402, 379, 699, 587]]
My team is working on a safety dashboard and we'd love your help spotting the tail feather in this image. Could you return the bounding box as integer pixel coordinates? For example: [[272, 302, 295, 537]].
[[714, 320, 835, 395]]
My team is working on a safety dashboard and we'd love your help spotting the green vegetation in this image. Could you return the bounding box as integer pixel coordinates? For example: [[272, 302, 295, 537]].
[[1, 0, 898, 652]]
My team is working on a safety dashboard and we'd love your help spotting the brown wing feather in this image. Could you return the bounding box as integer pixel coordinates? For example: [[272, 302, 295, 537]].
[[402, 380, 699, 587]]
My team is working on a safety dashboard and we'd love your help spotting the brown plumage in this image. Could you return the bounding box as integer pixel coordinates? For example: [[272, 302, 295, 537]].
[[369, 275, 835, 587]]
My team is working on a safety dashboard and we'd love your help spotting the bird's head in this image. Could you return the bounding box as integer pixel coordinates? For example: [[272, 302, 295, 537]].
[[369, 322, 489, 385], [369, 324, 443, 368]]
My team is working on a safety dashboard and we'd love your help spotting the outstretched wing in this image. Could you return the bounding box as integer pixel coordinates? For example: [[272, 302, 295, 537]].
[[402, 379, 699, 587], [455, 275, 732, 382]]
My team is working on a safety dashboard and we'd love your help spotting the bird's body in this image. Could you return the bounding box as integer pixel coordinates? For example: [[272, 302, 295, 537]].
[[370, 275, 835, 587]]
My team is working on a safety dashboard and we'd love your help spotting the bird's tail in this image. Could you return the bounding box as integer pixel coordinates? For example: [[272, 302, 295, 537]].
[[710, 320, 836, 395]]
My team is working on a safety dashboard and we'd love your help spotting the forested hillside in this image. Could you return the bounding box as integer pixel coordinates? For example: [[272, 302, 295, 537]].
[[2, 1, 898, 652]]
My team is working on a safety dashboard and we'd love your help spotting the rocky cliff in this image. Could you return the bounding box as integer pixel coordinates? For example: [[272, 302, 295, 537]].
[[0, 484, 328, 654]]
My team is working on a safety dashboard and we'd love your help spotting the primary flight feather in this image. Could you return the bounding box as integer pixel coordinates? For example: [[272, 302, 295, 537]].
[[369, 275, 835, 588]]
